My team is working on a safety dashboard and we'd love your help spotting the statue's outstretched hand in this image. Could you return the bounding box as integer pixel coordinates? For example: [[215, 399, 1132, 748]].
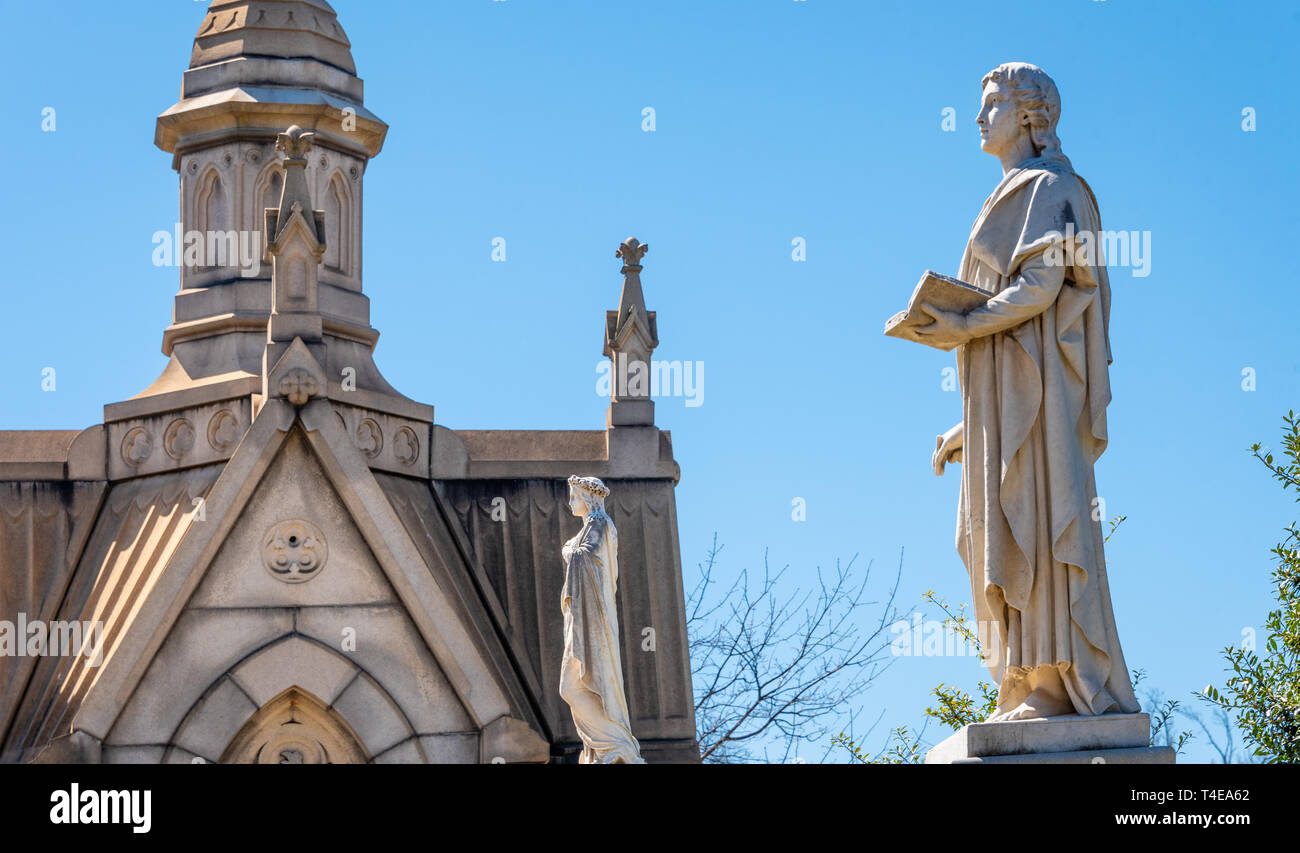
[[933, 422, 964, 476]]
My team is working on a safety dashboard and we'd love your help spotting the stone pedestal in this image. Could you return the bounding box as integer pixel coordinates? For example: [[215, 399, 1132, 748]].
[[925, 713, 1175, 764]]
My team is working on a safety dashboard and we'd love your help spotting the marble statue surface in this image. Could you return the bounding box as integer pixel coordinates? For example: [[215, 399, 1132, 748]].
[[559, 476, 645, 763], [902, 62, 1141, 723]]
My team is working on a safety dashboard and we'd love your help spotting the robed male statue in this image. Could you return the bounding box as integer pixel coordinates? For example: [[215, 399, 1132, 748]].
[[911, 62, 1140, 722]]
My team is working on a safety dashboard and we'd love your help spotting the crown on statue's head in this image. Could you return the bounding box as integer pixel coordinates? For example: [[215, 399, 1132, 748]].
[[567, 475, 610, 499]]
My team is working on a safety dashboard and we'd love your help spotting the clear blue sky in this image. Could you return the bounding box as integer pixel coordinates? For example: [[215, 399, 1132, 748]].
[[2, 0, 1297, 763]]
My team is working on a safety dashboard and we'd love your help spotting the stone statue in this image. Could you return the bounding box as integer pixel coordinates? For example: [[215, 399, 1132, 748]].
[[909, 62, 1140, 722], [559, 475, 645, 763]]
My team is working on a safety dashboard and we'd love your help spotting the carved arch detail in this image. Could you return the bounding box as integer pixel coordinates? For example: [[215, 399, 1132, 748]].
[[322, 168, 352, 275], [252, 159, 285, 245], [220, 686, 370, 764], [193, 165, 230, 260]]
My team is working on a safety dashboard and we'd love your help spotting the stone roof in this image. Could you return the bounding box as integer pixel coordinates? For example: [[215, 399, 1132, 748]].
[[191, 0, 355, 75], [175, 0, 366, 107]]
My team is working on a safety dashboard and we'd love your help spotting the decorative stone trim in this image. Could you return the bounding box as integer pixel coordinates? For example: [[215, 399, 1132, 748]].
[[277, 367, 321, 407]]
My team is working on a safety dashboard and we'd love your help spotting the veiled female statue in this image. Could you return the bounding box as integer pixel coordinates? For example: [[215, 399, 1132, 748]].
[[559, 475, 645, 763], [913, 62, 1140, 722]]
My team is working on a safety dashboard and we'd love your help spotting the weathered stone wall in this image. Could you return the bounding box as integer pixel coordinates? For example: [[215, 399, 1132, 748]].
[[0, 480, 106, 749], [440, 477, 699, 762]]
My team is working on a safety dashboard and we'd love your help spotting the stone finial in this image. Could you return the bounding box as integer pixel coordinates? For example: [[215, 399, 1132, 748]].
[[604, 237, 659, 428], [276, 125, 315, 162], [613, 238, 650, 331], [269, 126, 324, 247], [608, 237, 657, 348], [616, 237, 648, 272], [263, 125, 329, 390]]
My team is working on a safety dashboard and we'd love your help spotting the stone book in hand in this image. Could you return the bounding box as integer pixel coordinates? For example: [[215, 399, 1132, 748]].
[[884, 269, 994, 350]]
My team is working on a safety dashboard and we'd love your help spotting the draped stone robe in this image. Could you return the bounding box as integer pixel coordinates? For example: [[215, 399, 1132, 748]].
[[954, 156, 1140, 717], [559, 510, 644, 763]]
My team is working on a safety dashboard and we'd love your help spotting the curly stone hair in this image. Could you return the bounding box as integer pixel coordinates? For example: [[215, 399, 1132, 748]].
[[982, 62, 1070, 166]]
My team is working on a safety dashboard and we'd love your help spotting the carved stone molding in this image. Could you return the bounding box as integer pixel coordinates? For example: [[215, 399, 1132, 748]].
[[262, 519, 328, 584], [332, 404, 427, 475], [106, 400, 251, 481]]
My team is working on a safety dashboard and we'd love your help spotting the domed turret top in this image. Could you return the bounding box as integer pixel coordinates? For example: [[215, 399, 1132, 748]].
[[190, 0, 355, 75], [158, 0, 386, 161]]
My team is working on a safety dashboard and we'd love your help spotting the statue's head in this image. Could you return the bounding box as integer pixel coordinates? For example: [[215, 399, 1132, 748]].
[[567, 475, 610, 518], [977, 62, 1067, 165]]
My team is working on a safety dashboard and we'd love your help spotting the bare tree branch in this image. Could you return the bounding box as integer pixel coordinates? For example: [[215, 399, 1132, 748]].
[[688, 536, 907, 763]]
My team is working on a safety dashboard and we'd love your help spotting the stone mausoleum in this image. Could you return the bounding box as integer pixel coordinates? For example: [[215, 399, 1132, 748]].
[[0, 0, 698, 764]]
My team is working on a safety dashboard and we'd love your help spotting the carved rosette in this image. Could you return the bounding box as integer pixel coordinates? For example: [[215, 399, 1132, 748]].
[[262, 519, 328, 584], [356, 418, 383, 459], [207, 410, 240, 452], [393, 426, 419, 466], [120, 428, 154, 467], [163, 418, 196, 460]]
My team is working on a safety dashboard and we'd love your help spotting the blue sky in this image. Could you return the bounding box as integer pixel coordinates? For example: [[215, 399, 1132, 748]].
[[2, 0, 1298, 762]]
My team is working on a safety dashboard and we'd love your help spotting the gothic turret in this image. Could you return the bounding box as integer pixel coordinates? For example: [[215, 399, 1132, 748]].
[[122, 0, 423, 427]]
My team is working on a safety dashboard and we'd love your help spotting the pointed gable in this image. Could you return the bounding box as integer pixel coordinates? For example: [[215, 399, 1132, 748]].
[[3, 399, 548, 763]]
